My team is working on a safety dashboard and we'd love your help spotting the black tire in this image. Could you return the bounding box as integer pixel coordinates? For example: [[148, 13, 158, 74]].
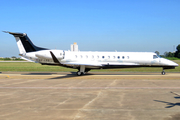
[[161, 71, 165, 75], [76, 71, 82, 76]]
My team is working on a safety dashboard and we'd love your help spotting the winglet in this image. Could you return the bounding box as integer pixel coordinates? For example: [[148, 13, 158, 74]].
[[50, 51, 61, 64]]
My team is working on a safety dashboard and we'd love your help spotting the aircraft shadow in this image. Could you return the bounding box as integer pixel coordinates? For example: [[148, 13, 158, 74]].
[[20, 72, 159, 79], [174, 97, 180, 99], [50, 72, 93, 79], [22, 73, 58, 75], [87, 72, 158, 75], [154, 100, 180, 108], [49, 72, 157, 79]]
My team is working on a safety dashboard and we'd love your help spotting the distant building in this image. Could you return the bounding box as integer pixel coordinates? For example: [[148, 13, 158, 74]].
[[71, 42, 79, 51]]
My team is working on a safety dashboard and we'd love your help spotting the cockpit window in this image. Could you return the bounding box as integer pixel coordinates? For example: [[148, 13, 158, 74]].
[[157, 55, 161, 58], [153, 55, 158, 59]]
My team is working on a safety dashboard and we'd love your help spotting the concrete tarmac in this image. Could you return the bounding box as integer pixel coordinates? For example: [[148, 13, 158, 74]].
[[0, 72, 180, 120]]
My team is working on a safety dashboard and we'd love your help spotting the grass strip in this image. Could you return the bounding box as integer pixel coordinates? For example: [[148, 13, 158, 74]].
[[0, 61, 179, 72]]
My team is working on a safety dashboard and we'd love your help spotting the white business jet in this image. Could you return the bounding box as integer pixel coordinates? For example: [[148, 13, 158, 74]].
[[4, 31, 178, 76]]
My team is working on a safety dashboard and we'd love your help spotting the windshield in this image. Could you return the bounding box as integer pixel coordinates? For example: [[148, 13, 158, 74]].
[[153, 54, 161, 59], [157, 55, 161, 58]]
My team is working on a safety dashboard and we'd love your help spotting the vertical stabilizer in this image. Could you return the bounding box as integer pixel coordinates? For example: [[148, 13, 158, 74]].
[[15, 36, 26, 54], [4, 31, 48, 54]]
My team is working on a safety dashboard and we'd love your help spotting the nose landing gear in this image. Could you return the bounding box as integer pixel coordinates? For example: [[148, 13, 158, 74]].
[[161, 69, 166, 75]]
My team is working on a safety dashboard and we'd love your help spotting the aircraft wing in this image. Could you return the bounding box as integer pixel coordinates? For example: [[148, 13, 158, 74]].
[[62, 62, 102, 66], [101, 62, 140, 66], [62, 62, 139, 67]]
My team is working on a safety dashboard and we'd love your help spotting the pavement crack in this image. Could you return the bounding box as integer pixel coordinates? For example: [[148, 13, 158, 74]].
[[3, 80, 38, 86], [0, 111, 20, 117], [53, 98, 71, 108], [105, 79, 117, 89], [128, 111, 135, 120], [0, 98, 40, 107], [77, 80, 85, 85], [118, 93, 125, 107], [83, 91, 102, 109], [73, 91, 102, 120]]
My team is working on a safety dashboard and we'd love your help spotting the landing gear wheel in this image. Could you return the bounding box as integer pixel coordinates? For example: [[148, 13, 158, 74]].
[[161, 71, 165, 75], [76, 71, 82, 76], [76, 72, 86, 76]]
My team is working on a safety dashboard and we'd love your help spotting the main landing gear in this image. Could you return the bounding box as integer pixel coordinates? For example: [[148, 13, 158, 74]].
[[76, 71, 85, 76], [76, 65, 91, 76]]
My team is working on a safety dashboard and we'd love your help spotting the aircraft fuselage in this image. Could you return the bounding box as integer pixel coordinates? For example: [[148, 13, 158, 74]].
[[23, 50, 178, 70]]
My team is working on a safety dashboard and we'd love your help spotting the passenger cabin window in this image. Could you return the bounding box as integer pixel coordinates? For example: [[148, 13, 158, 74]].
[[122, 56, 125, 59], [118, 56, 120, 59], [97, 56, 99, 59], [108, 56, 110, 59], [86, 55, 88, 58], [127, 56, 129, 59], [75, 55, 77, 58], [113, 56, 115, 59], [102, 56, 105, 59], [92, 55, 94, 58], [153, 55, 158, 59], [81, 55, 83, 58]]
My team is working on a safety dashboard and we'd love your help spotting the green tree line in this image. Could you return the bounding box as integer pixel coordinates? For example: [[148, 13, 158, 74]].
[[0, 57, 24, 61], [156, 44, 180, 59]]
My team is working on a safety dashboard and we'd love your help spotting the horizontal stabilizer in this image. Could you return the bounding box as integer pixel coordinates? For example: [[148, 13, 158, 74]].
[[3, 31, 25, 36], [20, 57, 36, 63]]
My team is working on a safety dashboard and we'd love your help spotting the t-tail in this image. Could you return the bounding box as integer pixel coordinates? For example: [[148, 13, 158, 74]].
[[3, 31, 48, 54]]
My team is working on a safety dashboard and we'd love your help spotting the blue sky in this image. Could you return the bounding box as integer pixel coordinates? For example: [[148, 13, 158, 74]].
[[0, 0, 180, 57]]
